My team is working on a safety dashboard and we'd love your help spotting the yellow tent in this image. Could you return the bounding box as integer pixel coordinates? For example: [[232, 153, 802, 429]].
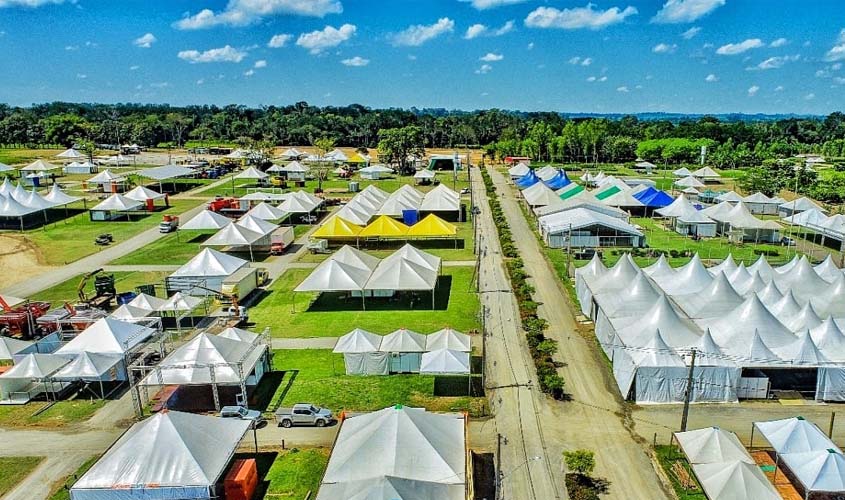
[[359, 215, 410, 238], [312, 216, 364, 238], [407, 214, 457, 237]]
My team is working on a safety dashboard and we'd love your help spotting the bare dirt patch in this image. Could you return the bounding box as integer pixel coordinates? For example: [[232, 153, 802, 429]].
[[0, 234, 54, 288]]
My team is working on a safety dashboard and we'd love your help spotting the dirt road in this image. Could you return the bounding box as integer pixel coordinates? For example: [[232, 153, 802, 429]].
[[0, 234, 54, 288], [490, 167, 672, 500]]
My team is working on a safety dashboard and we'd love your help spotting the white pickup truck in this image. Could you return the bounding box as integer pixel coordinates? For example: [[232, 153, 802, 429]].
[[274, 403, 333, 428]]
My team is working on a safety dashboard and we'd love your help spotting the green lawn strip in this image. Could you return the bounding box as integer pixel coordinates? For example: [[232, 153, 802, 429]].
[[654, 445, 707, 500], [110, 231, 215, 265], [296, 222, 475, 262], [0, 399, 106, 428], [47, 455, 99, 500], [0, 148, 64, 165], [31, 271, 169, 303], [271, 349, 486, 416], [0, 456, 45, 496], [264, 448, 329, 500], [250, 266, 480, 338], [24, 198, 204, 266]]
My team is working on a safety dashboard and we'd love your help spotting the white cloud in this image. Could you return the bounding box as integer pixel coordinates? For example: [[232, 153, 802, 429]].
[[460, 0, 527, 10], [268, 33, 293, 48], [832, 63, 842, 70], [748, 54, 799, 70], [465, 20, 513, 39], [174, 0, 342, 30], [493, 20, 515, 36], [475, 63, 492, 74], [569, 56, 582, 64], [581, 57, 592, 66], [769, 37, 788, 48], [150, 81, 170, 88], [0, 0, 71, 7], [525, 4, 637, 30], [774, 85, 784, 91], [652, 43, 677, 54], [825, 29, 845, 62], [65, 45, 78, 51], [296, 24, 356, 54], [254, 59, 267, 68], [133, 33, 156, 48], [681, 26, 701, 39], [599, 76, 607, 82], [805, 92, 815, 100], [747, 85, 760, 96], [616, 85, 629, 92], [391, 17, 454, 46], [652, 0, 725, 24], [196, 79, 205, 85], [586, 76, 596, 82], [705, 73, 718, 82], [243, 69, 254, 77], [407, 54, 417, 60], [129, 65, 140, 70], [341, 55, 369, 66], [76, 73, 86, 79], [480, 52, 503, 61], [177, 45, 247, 63], [716, 38, 764, 55], [835, 77, 845, 84], [464, 24, 486, 39], [527, 42, 534, 50]]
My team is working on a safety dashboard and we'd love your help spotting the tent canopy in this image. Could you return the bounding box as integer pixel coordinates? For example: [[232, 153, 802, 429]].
[[407, 214, 457, 237], [180, 210, 232, 230], [56, 317, 155, 355], [90, 194, 143, 212], [137, 165, 195, 181], [420, 349, 470, 374], [313, 216, 364, 239], [675, 427, 754, 464], [333, 328, 383, 353], [141, 333, 264, 385], [360, 215, 410, 238], [171, 248, 248, 277], [234, 166, 268, 180]]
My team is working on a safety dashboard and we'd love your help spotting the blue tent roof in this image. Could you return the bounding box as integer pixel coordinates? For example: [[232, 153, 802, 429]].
[[633, 186, 674, 208], [543, 170, 572, 190], [516, 170, 540, 189]]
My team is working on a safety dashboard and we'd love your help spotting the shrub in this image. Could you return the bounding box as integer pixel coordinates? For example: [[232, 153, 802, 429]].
[[563, 450, 596, 476]]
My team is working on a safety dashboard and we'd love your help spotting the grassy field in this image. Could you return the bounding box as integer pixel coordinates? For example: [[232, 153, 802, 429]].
[[0, 148, 64, 165], [297, 221, 476, 262], [654, 445, 707, 500], [0, 400, 106, 428], [32, 270, 169, 303], [271, 349, 486, 416], [22, 198, 204, 266], [47, 455, 99, 500], [0, 456, 44, 496], [249, 266, 480, 338], [264, 448, 329, 500]]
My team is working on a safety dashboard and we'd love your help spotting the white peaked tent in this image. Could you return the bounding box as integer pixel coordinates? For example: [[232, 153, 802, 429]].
[[643, 254, 676, 280], [783, 302, 823, 333], [675, 427, 754, 464], [704, 295, 796, 355], [691, 461, 780, 500], [692, 166, 721, 180], [239, 190, 287, 202], [333, 244, 381, 271], [364, 257, 439, 294], [359, 165, 394, 180], [233, 166, 268, 180], [181, 210, 232, 230], [0, 353, 71, 402], [420, 349, 470, 374], [21, 188, 55, 210], [316, 406, 466, 500], [780, 196, 827, 216], [380, 329, 426, 352], [0, 177, 12, 196], [246, 202, 286, 220], [694, 330, 735, 367], [0, 337, 34, 361], [280, 147, 305, 160], [673, 272, 744, 320], [334, 328, 387, 375], [158, 292, 203, 313], [593, 272, 661, 336], [508, 162, 531, 178], [781, 449, 845, 495], [88, 169, 125, 185], [715, 191, 743, 203], [774, 256, 831, 303], [56, 148, 84, 159], [753, 417, 840, 455], [673, 167, 694, 177], [535, 165, 557, 181], [43, 183, 80, 206], [777, 331, 828, 365], [110, 303, 152, 321], [128, 293, 167, 313], [167, 248, 248, 294], [53, 352, 125, 387], [0, 162, 11, 173], [56, 317, 155, 356], [674, 175, 705, 189], [334, 203, 371, 225], [426, 328, 471, 351], [742, 192, 781, 215], [278, 191, 321, 214], [70, 411, 250, 500], [203, 223, 264, 249], [90, 193, 142, 212], [280, 160, 309, 180], [217, 327, 260, 343], [601, 188, 645, 208], [376, 195, 418, 217], [814, 254, 842, 283], [709, 254, 738, 277], [767, 290, 801, 318], [613, 295, 703, 350], [653, 254, 714, 296], [295, 259, 373, 292], [236, 213, 277, 236], [420, 185, 460, 212], [21, 159, 59, 172], [124, 185, 165, 202]]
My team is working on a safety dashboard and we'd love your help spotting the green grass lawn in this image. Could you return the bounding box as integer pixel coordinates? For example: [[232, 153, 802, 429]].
[[271, 349, 486, 416], [209, 174, 471, 199], [654, 445, 707, 500], [0, 456, 44, 496], [0, 147, 64, 165], [23, 198, 204, 266], [0, 400, 106, 428], [110, 231, 215, 265], [47, 455, 99, 500], [249, 266, 480, 338], [31, 271, 169, 303], [264, 448, 329, 500], [297, 221, 476, 262]]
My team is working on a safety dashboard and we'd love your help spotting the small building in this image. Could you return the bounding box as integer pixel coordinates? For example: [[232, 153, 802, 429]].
[[539, 207, 645, 248], [428, 154, 462, 171], [779, 196, 827, 217], [504, 156, 531, 166], [89, 194, 144, 221], [166, 248, 249, 295], [742, 192, 781, 215]]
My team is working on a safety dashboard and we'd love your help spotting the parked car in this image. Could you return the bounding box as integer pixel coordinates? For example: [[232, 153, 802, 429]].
[[220, 405, 265, 428], [781, 236, 797, 246], [274, 403, 333, 428]]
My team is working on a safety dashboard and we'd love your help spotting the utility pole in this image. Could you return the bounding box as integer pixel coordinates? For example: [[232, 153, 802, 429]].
[[680, 348, 697, 432]]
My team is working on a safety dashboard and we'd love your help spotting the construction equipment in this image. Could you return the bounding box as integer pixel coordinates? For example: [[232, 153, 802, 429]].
[[0, 295, 51, 338], [77, 269, 117, 308]]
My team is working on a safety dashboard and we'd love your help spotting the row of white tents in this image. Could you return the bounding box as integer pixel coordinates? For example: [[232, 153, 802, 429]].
[[783, 207, 845, 245], [237, 189, 323, 215], [333, 327, 471, 375], [657, 195, 782, 242], [576, 252, 845, 403], [0, 179, 81, 219], [334, 183, 460, 225]]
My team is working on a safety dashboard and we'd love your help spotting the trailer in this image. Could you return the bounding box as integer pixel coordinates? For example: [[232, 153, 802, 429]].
[[220, 268, 259, 304], [270, 226, 295, 255]]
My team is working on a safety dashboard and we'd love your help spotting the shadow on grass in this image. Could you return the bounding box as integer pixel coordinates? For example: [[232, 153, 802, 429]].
[[250, 372, 285, 412], [433, 375, 485, 397], [270, 370, 299, 411], [232, 451, 278, 500], [306, 275, 453, 312], [355, 238, 466, 252]]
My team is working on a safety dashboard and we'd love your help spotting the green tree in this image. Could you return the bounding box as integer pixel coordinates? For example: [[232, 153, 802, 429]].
[[165, 113, 192, 148], [75, 138, 97, 163], [377, 126, 425, 174], [41, 113, 89, 147], [563, 450, 596, 476], [312, 137, 336, 191]]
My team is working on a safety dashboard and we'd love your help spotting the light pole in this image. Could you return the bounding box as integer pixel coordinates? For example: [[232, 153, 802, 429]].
[[497, 455, 542, 500]]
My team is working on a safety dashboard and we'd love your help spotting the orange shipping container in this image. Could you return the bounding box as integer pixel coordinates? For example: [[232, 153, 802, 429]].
[[224, 459, 258, 500]]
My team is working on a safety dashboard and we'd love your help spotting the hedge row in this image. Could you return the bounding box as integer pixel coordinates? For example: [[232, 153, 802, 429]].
[[480, 167, 566, 399]]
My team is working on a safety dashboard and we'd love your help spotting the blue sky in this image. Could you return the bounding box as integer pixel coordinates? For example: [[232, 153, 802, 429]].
[[0, 0, 843, 114]]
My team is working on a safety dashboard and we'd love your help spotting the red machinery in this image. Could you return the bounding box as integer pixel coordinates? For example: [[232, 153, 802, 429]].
[[208, 196, 238, 212], [0, 296, 51, 338]]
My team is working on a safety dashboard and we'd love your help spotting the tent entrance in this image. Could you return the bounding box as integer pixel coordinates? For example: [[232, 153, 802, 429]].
[[743, 368, 818, 398]]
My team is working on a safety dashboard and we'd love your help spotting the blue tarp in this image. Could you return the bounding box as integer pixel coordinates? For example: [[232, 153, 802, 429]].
[[515, 170, 540, 189], [633, 186, 674, 208], [543, 170, 572, 190]]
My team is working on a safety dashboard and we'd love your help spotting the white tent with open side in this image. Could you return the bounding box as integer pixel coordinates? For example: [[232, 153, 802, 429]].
[[333, 328, 388, 375], [691, 460, 780, 500], [420, 349, 470, 374], [181, 210, 232, 230]]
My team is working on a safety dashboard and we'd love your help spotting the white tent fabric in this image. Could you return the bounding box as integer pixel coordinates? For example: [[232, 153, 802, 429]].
[[0, 337, 33, 361], [295, 259, 373, 292], [246, 202, 286, 220], [21, 188, 55, 210], [128, 293, 167, 312], [673, 167, 693, 177], [171, 248, 247, 277], [379, 329, 426, 352], [535, 197, 628, 220], [239, 191, 288, 202], [316, 406, 465, 500], [140, 333, 265, 386], [780, 196, 826, 214], [334, 329, 383, 353], [203, 223, 265, 247], [43, 183, 81, 205], [334, 204, 371, 225], [158, 292, 203, 313], [137, 165, 196, 181], [109, 304, 153, 320], [426, 328, 471, 352], [57, 148, 85, 159], [56, 317, 154, 355], [754, 417, 840, 455], [278, 191, 321, 213], [781, 449, 845, 493], [420, 186, 460, 212], [692, 166, 721, 179], [217, 327, 260, 343], [71, 411, 250, 499], [233, 166, 268, 180], [420, 349, 470, 374], [21, 159, 59, 172], [675, 427, 754, 464], [538, 207, 643, 244], [535, 165, 557, 181], [674, 176, 705, 188], [53, 352, 123, 381], [236, 214, 277, 236], [0, 353, 68, 379], [280, 161, 309, 173], [90, 194, 142, 212], [414, 169, 436, 180], [814, 255, 842, 283], [364, 257, 438, 291], [0, 194, 40, 217], [508, 162, 531, 178], [601, 188, 645, 208], [333, 245, 381, 271], [691, 461, 780, 500], [124, 185, 165, 202], [715, 191, 743, 203], [88, 170, 124, 184], [181, 210, 232, 230]]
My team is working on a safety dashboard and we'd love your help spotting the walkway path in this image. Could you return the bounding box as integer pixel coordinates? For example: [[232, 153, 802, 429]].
[[490, 167, 671, 500]]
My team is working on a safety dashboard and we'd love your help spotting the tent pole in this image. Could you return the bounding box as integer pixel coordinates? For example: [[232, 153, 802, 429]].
[[100, 379, 105, 399]]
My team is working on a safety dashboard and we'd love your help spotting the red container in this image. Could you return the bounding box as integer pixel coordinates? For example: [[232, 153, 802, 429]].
[[224, 459, 258, 500]]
